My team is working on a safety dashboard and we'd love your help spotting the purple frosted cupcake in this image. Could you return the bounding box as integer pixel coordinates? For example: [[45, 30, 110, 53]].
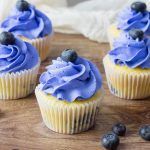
[[0, 31, 40, 100], [0, 0, 53, 61], [104, 29, 150, 99], [35, 49, 103, 134], [108, 1, 150, 48]]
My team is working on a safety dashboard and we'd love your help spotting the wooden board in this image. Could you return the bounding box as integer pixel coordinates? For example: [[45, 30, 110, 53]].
[[0, 33, 149, 150]]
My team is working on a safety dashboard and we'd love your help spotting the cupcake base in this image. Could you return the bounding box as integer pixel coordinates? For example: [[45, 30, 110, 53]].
[[107, 24, 120, 49], [35, 88, 103, 134], [103, 55, 150, 100], [0, 61, 40, 100], [21, 35, 52, 61]]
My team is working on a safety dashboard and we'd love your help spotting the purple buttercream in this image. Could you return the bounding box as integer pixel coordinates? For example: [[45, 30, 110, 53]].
[[0, 37, 39, 73], [0, 5, 52, 39], [38, 57, 102, 102], [109, 33, 150, 69], [117, 7, 150, 35]]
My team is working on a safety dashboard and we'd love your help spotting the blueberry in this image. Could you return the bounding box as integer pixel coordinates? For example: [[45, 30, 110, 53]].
[[16, 0, 29, 11], [61, 49, 78, 62], [131, 2, 147, 13], [112, 123, 126, 136], [0, 32, 15, 45], [129, 29, 144, 40], [139, 125, 150, 141], [101, 132, 120, 150]]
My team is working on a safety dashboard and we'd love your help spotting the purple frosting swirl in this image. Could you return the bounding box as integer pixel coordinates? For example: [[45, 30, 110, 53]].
[[0, 5, 52, 39], [117, 7, 150, 35], [0, 37, 39, 73], [38, 57, 102, 102], [109, 33, 150, 68]]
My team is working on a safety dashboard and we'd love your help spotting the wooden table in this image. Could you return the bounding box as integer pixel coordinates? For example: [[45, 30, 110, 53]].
[[0, 33, 149, 150]]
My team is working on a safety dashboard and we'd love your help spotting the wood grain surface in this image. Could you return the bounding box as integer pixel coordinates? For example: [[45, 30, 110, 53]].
[[0, 33, 149, 150]]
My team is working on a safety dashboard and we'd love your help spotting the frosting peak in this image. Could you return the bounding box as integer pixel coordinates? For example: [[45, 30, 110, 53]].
[[38, 57, 102, 102], [109, 33, 150, 69], [0, 4, 52, 39], [117, 7, 150, 35]]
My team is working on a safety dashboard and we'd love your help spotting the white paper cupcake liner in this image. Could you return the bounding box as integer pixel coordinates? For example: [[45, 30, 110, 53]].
[[21, 35, 53, 61], [35, 88, 103, 134], [103, 55, 150, 99], [0, 61, 40, 100]]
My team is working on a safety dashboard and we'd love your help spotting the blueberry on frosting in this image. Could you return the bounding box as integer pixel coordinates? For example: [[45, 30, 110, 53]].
[[61, 49, 78, 62], [131, 2, 147, 13], [129, 29, 144, 41], [16, 0, 29, 11], [0, 31, 15, 45]]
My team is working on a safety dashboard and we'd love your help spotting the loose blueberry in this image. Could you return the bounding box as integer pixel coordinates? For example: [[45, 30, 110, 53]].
[[16, 0, 29, 11], [139, 125, 150, 141], [0, 32, 15, 45], [61, 49, 78, 62], [112, 123, 126, 136], [131, 2, 147, 13], [101, 132, 120, 150], [129, 29, 144, 40]]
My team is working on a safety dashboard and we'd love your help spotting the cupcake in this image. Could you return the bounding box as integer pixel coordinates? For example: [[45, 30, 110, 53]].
[[35, 49, 103, 134], [0, 0, 53, 61], [104, 29, 150, 99], [0, 31, 40, 100], [108, 2, 150, 48]]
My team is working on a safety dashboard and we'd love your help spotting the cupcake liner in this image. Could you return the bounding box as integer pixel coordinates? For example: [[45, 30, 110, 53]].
[[107, 24, 120, 49], [0, 61, 40, 100], [103, 55, 150, 99], [35, 88, 103, 134], [21, 34, 53, 61]]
